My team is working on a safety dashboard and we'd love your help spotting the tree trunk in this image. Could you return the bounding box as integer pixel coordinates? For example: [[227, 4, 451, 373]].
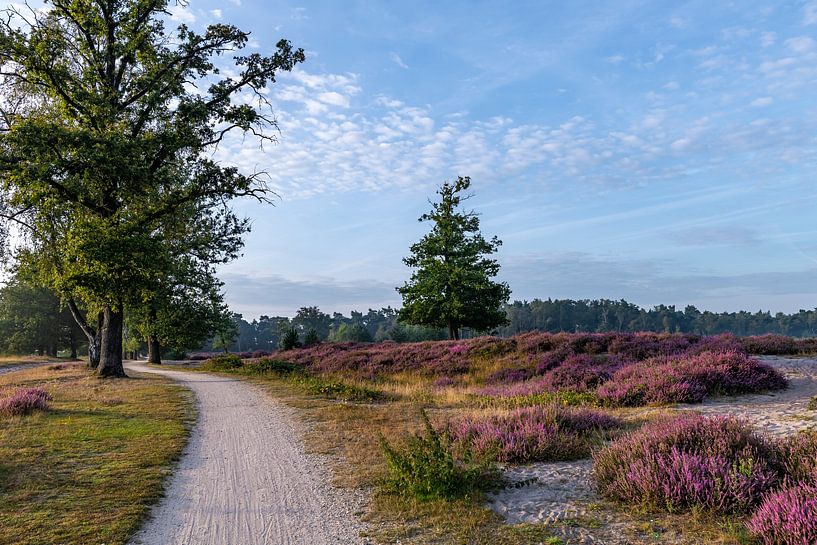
[[448, 322, 460, 340], [69, 329, 78, 359], [66, 297, 102, 368], [97, 305, 127, 378], [147, 336, 162, 364]]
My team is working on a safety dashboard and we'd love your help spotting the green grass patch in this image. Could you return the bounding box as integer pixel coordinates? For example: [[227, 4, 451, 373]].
[[0, 364, 194, 545], [475, 390, 600, 409]]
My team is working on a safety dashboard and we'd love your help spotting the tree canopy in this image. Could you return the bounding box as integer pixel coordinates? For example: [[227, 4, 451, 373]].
[[397, 177, 511, 339], [0, 1, 304, 375]]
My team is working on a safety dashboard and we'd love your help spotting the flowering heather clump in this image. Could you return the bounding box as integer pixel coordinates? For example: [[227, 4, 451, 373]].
[[538, 354, 613, 392], [747, 483, 817, 545], [597, 351, 787, 407], [450, 405, 620, 463], [593, 415, 780, 514], [0, 387, 52, 416], [448, 344, 468, 355], [484, 367, 533, 385], [533, 346, 573, 374], [777, 431, 817, 483], [742, 335, 798, 356], [686, 334, 744, 355]]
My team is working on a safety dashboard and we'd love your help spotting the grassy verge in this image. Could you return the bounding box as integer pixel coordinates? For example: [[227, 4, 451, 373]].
[[0, 363, 194, 545], [0, 355, 67, 368]]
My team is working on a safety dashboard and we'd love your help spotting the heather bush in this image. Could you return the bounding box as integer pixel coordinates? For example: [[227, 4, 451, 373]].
[[742, 335, 798, 356], [538, 354, 612, 392], [251, 349, 272, 359], [777, 431, 817, 483], [380, 411, 494, 501], [0, 387, 52, 416], [808, 397, 817, 411], [593, 415, 780, 514], [747, 483, 817, 545], [450, 405, 620, 463], [484, 367, 533, 385], [202, 353, 243, 371], [597, 351, 787, 407], [533, 346, 573, 374]]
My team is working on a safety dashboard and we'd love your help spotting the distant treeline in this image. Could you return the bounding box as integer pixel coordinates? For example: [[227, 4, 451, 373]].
[[204, 298, 817, 353], [497, 299, 817, 338]]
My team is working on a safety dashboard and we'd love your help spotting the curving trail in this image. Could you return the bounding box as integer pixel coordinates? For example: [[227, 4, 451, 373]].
[[124, 361, 365, 545]]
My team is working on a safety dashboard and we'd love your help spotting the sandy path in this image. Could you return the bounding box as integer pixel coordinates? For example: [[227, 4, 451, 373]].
[[124, 362, 366, 545]]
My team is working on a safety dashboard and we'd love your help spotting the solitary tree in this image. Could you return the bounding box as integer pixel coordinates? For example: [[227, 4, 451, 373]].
[[397, 177, 511, 339], [0, 1, 304, 376]]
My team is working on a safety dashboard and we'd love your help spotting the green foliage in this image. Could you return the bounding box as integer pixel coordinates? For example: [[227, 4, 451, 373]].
[[202, 354, 243, 371], [329, 323, 373, 343], [294, 376, 381, 401], [808, 396, 817, 411], [397, 177, 511, 339], [280, 327, 301, 350], [303, 328, 320, 347], [251, 358, 301, 374], [0, 2, 304, 374], [477, 390, 600, 409], [379, 410, 494, 501]]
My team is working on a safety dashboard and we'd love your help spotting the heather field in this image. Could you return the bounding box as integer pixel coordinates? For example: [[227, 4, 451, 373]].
[[190, 332, 817, 544]]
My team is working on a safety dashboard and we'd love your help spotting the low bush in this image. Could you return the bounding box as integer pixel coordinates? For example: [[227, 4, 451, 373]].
[[202, 353, 243, 371], [597, 351, 787, 407], [293, 375, 381, 402], [450, 405, 619, 463], [747, 483, 817, 545], [593, 415, 780, 514], [538, 354, 612, 392], [379, 410, 494, 501], [777, 431, 817, 483], [0, 387, 52, 416], [249, 358, 302, 375], [807, 397, 817, 411]]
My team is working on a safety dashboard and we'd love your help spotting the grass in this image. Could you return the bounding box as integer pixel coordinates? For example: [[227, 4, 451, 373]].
[[0, 355, 67, 368], [0, 363, 194, 545]]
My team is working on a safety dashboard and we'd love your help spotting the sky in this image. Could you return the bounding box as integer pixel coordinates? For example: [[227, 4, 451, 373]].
[[167, 0, 817, 319]]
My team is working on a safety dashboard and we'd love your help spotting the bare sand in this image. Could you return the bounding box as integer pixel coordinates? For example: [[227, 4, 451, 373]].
[[124, 361, 367, 545]]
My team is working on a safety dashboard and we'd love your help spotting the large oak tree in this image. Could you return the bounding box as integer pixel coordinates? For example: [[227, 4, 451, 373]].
[[0, 1, 304, 376]]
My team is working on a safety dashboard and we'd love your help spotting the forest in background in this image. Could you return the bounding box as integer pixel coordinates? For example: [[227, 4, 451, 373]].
[[201, 298, 817, 354]]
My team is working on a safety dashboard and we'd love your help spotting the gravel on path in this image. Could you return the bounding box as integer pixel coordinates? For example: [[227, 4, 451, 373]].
[[125, 361, 367, 545]]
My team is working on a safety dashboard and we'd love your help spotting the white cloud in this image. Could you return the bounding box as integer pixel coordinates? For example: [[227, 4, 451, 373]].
[[804, 1, 817, 25], [210, 9, 223, 19], [786, 36, 816, 53], [317, 91, 350, 108], [750, 96, 773, 107], [606, 54, 625, 64], [669, 15, 687, 29], [168, 4, 195, 24], [389, 52, 409, 69], [760, 31, 776, 47]]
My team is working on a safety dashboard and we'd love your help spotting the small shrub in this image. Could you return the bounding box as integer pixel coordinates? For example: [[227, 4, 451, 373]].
[[303, 328, 320, 347], [593, 415, 780, 514], [294, 376, 381, 402], [538, 354, 612, 392], [250, 358, 301, 375], [807, 397, 817, 411], [380, 410, 494, 501], [251, 349, 272, 359], [747, 483, 817, 545], [450, 405, 620, 463], [280, 327, 301, 350], [484, 367, 533, 385], [202, 353, 243, 371], [778, 431, 817, 483], [0, 387, 52, 416]]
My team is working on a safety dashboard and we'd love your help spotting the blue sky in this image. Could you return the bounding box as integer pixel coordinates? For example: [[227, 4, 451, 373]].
[[169, 1, 817, 318]]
